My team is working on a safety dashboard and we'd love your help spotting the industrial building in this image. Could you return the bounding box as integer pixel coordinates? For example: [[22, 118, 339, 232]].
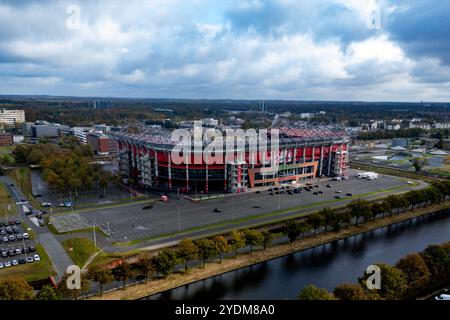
[[111, 124, 350, 194]]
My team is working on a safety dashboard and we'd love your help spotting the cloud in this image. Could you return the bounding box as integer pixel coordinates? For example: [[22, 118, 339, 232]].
[[0, 0, 448, 101]]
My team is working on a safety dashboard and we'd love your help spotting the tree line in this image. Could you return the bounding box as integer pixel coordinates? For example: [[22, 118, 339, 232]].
[[298, 240, 450, 300]]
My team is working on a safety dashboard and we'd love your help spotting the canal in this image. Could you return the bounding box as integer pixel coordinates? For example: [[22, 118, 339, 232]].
[[148, 210, 450, 300]]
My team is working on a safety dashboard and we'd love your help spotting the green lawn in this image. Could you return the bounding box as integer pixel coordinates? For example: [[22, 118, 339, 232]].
[[0, 181, 16, 218], [0, 245, 56, 282], [62, 237, 100, 267]]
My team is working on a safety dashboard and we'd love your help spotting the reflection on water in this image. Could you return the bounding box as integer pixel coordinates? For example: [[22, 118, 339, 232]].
[[147, 210, 450, 300]]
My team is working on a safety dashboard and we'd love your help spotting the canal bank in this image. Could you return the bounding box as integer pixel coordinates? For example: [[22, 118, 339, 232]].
[[91, 201, 450, 300]]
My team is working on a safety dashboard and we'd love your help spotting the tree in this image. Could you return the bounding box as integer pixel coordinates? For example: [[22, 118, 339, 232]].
[[244, 229, 264, 253], [136, 254, 156, 281], [195, 239, 217, 267], [36, 285, 60, 300], [371, 202, 387, 219], [359, 264, 407, 300], [412, 157, 428, 171], [298, 285, 334, 300], [262, 231, 274, 250], [153, 249, 178, 276], [88, 268, 114, 296], [347, 199, 372, 226], [395, 254, 430, 293], [113, 262, 133, 289], [57, 272, 91, 300], [419, 244, 450, 283], [212, 236, 230, 263], [333, 283, 368, 300], [177, 239, 199, 272], [284, 221, 301, 243], [230, 230, 246, 258], [306, 212, 325, 236], [319, 208, 335, 233], [0, 277, 35, 300]]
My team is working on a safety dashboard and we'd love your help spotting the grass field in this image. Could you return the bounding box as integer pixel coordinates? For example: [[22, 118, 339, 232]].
[[0, 245, 56, 282], [0, 182, 16, 218], [62, 238, 100, 267], [7, 167, 42, 209]]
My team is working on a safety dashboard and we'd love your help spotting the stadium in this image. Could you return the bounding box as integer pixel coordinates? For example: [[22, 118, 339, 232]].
[[111, 123, 350, 194]]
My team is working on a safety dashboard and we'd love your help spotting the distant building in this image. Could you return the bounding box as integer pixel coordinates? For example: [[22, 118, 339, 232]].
[[202, 118, 218, 127], [434, 122, 450, 129], [0, 132, 13, 146], [92, 100, 112, 109], [31, 121, 70, 138], [392, 138, 409, 148], [409, 122, 431, 130], [0, 109, 25, 125], [93, 124, 111, 132], [386, 123, 401, 131], [87, 132, 117, 155]]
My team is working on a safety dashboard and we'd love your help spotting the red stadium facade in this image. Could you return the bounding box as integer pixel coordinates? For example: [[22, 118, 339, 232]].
[[111, 125, 350, 194]]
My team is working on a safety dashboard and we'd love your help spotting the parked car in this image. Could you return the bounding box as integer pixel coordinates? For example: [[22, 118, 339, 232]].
[[26, 257, 34, 263], [34, 254, 41, 261], [12, 259, 18, 266], [23, 233, 30, 239], [4, 261, 11, 267], [327, 184, 333, 188], [214, 208, 222, 213]]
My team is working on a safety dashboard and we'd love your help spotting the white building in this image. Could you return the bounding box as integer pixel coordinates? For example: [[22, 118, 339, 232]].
[[0, 109, 25, 125], [72, 127, 93, 144]]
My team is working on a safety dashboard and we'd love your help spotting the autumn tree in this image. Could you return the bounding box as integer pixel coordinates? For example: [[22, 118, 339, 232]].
[[177, 239, 199, 272], [230, 230, 246, 258], [395, 253, 430, 294], [243, 229, 264, 253], [35, 285, 60, 300], [0, 277, 35, 300], [298, 285, 334, 300], [153, 249, 178, 276], [212, 236, 230, 263], [89, 268, 114, 295], [112, 262, 133, 289], [195, 239, 218, 267], [333, 283, 368, 300]]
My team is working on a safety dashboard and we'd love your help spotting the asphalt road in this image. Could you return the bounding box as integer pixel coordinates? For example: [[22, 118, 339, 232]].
[[0, 176, 73, 281], [52, 170, 428, 251]]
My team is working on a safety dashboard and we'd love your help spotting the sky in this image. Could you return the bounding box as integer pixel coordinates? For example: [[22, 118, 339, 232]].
[[0, 0, 449, 102]]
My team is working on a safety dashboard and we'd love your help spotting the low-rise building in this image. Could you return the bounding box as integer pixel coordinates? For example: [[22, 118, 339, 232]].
[[87, 131, 117, 155], [0, 132, 13, 146], [0, 109, 25, 125]]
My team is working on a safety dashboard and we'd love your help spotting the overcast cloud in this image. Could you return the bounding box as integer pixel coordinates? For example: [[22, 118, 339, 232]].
[[0, 0, 449, 101]]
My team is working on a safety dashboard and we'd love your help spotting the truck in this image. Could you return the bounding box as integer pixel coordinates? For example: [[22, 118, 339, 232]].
[[22, 205, 31, 216], [356, 172, 378, 180]]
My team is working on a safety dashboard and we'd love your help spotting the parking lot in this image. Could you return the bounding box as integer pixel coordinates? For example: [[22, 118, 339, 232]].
[[0, 218, 40, 269], [31, 170, 137, 209], [52, 171, 426, 243]]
